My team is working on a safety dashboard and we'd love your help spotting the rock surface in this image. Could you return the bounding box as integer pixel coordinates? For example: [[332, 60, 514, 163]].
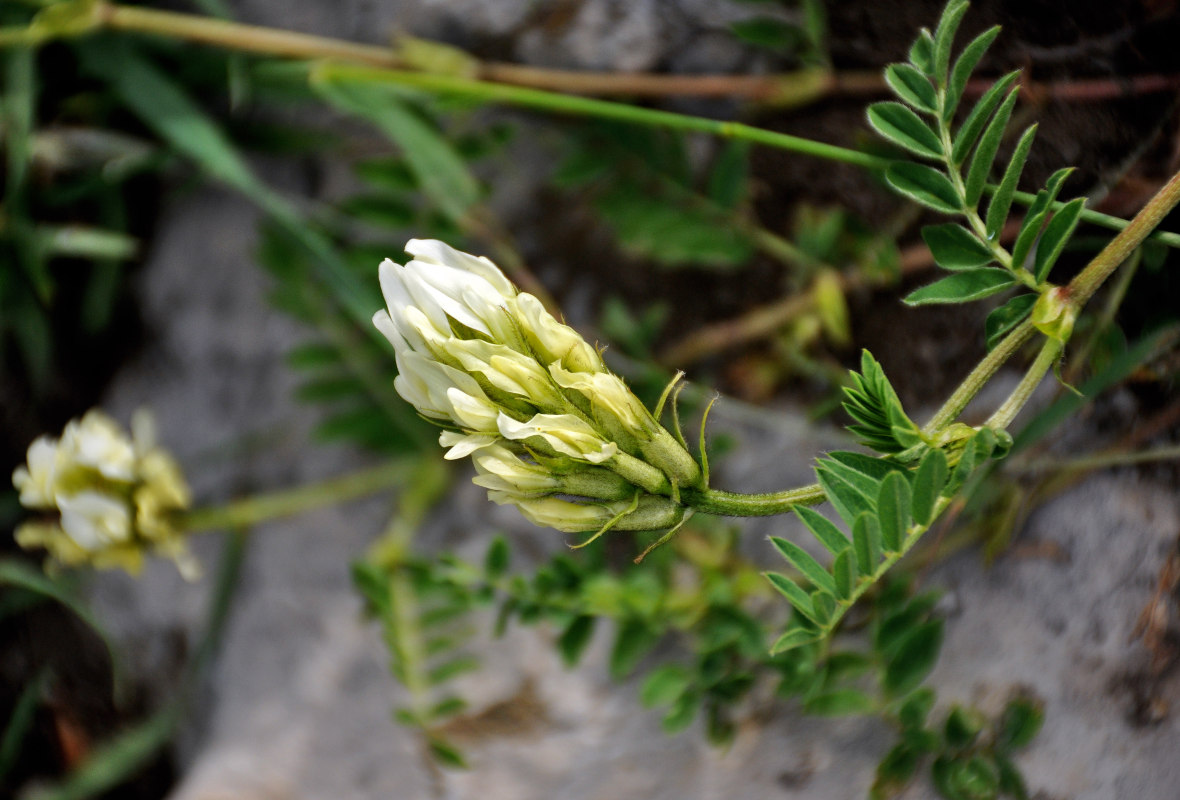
[[82, 2, 1180, 799]]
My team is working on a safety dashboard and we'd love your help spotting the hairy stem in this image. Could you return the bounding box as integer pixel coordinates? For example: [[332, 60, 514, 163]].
[[984, 338, 1062, 429], [1067, 168, 1180, 307], [683, 484, 826, 517]]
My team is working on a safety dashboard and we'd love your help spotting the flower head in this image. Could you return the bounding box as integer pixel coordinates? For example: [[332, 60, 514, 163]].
[[11, 409, 196, 577], [374, 240, 701, 534]]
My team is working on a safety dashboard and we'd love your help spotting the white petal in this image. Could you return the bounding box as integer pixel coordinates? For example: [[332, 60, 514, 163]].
[[405, 239, 515, 297], [439, 431, 496, 459]]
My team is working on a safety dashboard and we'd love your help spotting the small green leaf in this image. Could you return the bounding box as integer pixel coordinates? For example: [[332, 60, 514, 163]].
[[877, 472, 912, 552], [853, 512, 883, 575], [911, 448, 949, 526], [771, 625, 822, 654], [904, 268, 1015, 305], [885, 63, 938, 114], [997, 756, 1031, 800], [909, 30, 935, 75], [944, 704, 986, 750], [771, 537, 837, 594], [765, 572, 820, 625], [818, 457, 884, 504], [922, 223, 995, 270], [795, 506, 850, 556], [1034, 196, 1086, 283], [867, 102, 943, 159], [427, 736, 468, 768], [610, 620, 661, 679], [661, 689, 701, 733], [816, 464, 875, 527], [811, 589, 836, 624], [558, 615, 596, 667], [943, 26, 1002, 121], [884, 619, 944, 697], [484, 536, 510, 578], [996, 695, 1045, 751], [898, 688, 937, 730], [985, 124, 1037, 238], [1010, 168, 1072, 268], [932, 0, 970, 82], [804, 689, 876, 716], [640, 665, 692, 707], [832, 549, 855, 598], [828, 452, 911, 485], [873, 743, 921, 798], [950, 71, 1020, 166], [964, 88, 1019, 207], [985, 293, 1037, 350], [885, 162, 961, 214], [937, 755, 1001, 800]]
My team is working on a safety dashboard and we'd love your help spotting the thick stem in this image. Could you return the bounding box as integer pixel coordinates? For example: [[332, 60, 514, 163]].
[[1067, 168, 1180, 307], [180, 460, 415, 532], [683, 484, 826, 517]]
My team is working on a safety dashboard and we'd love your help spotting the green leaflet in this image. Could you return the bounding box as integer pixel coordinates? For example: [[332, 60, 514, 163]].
[[922, 223, 995, 270], [985, 124, 1038, 239], [868, 102, 943, 159], [943, 26, 1001, 122], [886, 162, 961, 214], [885, 63, 938, 114], [904, 268, 1016, 305]]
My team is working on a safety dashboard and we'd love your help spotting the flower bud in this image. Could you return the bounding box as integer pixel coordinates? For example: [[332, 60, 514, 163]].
[[1031, 285, 1077, 344], [11, 409, 196, 577]]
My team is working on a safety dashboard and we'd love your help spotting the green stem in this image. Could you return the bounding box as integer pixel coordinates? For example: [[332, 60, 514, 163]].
[[1067, 168, 1180, 307], [313, 64, 892, 171], [985, 338, 1062, 430], [180, 460, 415, 532], [683, 483, 826, 517], [922, 319, 1036, 434]]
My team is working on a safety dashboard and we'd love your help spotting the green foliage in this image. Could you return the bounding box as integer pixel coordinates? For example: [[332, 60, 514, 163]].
[[873, 691, 1043, 800], [842, 350, 924, 455], [867, 0, 1090, 338], [553, 125, 757, 270], [766, 420, 1003, 653]]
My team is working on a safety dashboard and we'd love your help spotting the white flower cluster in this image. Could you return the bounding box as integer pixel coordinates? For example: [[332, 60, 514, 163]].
[[12, 410, 195, 576], [374, 240, 701, 534]]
